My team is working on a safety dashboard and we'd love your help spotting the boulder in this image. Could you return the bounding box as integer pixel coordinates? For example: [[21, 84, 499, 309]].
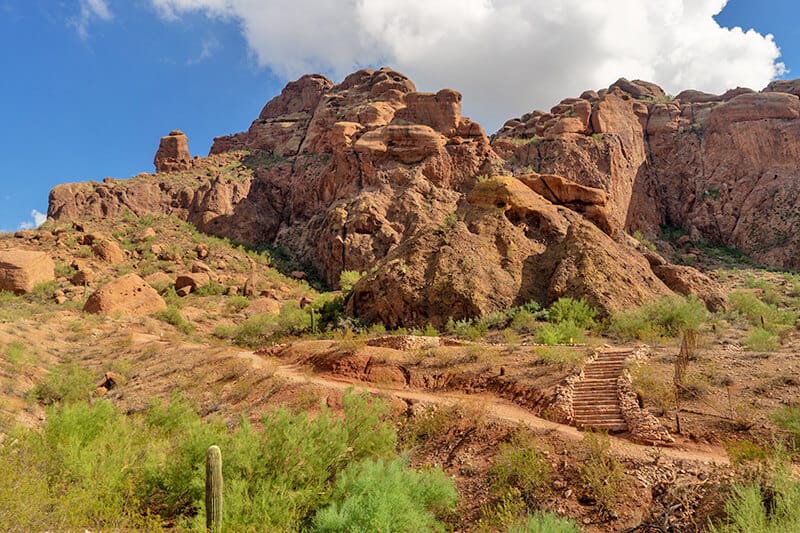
[[154, 130, 192, 173], [84, 273, 167, 315], [651, 264, 727, 311], [92, 238, 125, 264], [175, 272, 210, 296], [0, 249, 55, 294]]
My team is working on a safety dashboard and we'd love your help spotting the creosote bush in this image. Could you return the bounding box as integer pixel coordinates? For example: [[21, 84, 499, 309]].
[[577, 432, 629, 516], [609, 295, 707, 341]]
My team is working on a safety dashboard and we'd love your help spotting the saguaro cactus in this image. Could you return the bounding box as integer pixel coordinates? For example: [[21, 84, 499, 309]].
[[205, 445, 223, 533]]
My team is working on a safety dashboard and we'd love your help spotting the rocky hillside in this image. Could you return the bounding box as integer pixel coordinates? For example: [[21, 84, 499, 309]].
[[48, 68, 800, 325]]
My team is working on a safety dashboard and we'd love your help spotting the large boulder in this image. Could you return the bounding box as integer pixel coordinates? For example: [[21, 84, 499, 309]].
[[0, 249, 55, 294], [651, 264, 727, 312], [83, 273, 167, 315], [154, 130, 192, 173]]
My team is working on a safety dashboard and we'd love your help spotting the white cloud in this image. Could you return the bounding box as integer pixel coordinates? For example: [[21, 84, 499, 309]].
[[70, 0, 113, 40], [18, 210, 48, 231], [150, 0, 785, 131]]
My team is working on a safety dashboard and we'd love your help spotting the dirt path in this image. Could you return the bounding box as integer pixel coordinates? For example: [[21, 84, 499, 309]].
[[238, 352, 732, 466]]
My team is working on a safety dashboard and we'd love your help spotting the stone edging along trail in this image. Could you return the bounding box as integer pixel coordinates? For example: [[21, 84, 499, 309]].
[[237, 350, 731, 467]]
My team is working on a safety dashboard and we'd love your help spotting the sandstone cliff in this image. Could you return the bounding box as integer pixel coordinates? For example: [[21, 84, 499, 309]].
[[50, 68, 800, 325]]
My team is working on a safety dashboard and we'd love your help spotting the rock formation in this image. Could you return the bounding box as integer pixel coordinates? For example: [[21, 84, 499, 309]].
[[0, 249, 55, 294], [48, 68, 800, 325], [83, 273, 167, 315], [154, 130, 192, 173]]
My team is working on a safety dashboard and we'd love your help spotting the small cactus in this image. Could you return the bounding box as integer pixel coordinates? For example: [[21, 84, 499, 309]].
[[206, 445, 223, 533]]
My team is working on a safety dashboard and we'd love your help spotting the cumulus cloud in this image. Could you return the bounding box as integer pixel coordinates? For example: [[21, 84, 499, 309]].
[[70, 0, 113, 40], [18, 210, 48, 231], [150, 0, 785, 130]]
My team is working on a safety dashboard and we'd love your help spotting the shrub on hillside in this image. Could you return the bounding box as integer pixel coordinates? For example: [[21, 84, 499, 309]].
[[547, 297, 597, 328], [311, 458, 457, 532], [609, 295, 707, 341], [578, 432, 629, 516], [534, 321, 584, 345], [0, 391, 408, 531]]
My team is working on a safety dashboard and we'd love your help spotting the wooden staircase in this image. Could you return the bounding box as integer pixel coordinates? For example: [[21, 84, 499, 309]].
[[572, 350, 632, 432]]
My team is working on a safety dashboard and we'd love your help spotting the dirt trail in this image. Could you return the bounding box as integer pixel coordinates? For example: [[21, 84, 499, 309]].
[[234, 350, 732, 466]]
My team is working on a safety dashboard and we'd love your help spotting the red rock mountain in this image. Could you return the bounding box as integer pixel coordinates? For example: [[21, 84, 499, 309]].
[[49, 68, 800, 326]]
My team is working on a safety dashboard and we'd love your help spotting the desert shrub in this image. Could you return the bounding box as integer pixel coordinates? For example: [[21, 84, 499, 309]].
[[479, 310, 512, 330], [450, 318, 488, 341], [194, 281, 226, 296], [155, 305, 195, 334], [578, 432, 629, 515], [159, 285, 183, 308], [27, 280, 59, 303], [478, 488, 528, 531], [490, 430, 551, 504], [547, 297, 597, 328], [609, 295, 707, 341], [709, 473, 800, 532], [628, 362, 673, 416], [0, 390, 405, 532], [339, 270, 364, 293], [724, 440, 771, 466], [743, 327, 779, 351], [311, 458, 457, 532], [215, 301, 312, 347], [729, 291, 798, 332], [225, 295, 251, 313], [29, 364, 95, 405], [534, 321, 584, 345], [632, 230, 657, 251], [0, 289, 14, 303], [510, 309, 537, 334], [54, 261, 77, 278], [533, 346, 584, 369], [5, 341, 27, 365], [412, 323, 439, 337], [507, 512, 581, 533], [770, 406, 800, 446]]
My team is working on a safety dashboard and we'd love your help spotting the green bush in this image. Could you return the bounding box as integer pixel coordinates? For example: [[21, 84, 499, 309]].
[[547, 297, 597, 328], [729, 291, 798, 332], [194, 281, 227, 296], [29, 364, 95, 405], [490, 430, 551, 504], [743, 327, 779, 351], [578, 432, 628, 515], [155, 306, 195, 334], [510, 309, 537, 334], [710, 474, 800, 532], [312, 458, 457, 532], [339, 270, 365, 293], [609, 295, 707, 341], [215, 301, 312, 347], [0, 390, 407, 531], [507, 512, 581, 533], [770, 406, 800, 446], [534, 321, 584, 345], [225, 295, 251, 313]]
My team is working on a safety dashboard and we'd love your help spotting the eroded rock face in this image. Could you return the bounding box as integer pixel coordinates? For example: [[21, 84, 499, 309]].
[[347, 177, 672, 328], [154, 130, 192, 173], [0, 249, 55, 294], [48, 68, 800, 325], [83, 273, 167, 315], [495, 77, 800, 269]]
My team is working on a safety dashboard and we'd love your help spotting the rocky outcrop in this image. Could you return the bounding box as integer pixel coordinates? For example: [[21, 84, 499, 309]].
[[651, 264, 727, 312], [48, 68, 800, 325], [0, 249, 55, 294], [154, 130, 192, 173], [83, 273, 167, 315], [347, 176, 671, 327]]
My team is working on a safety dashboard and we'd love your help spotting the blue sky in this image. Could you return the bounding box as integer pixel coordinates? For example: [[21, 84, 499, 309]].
[[0, 0, 797, 232]]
